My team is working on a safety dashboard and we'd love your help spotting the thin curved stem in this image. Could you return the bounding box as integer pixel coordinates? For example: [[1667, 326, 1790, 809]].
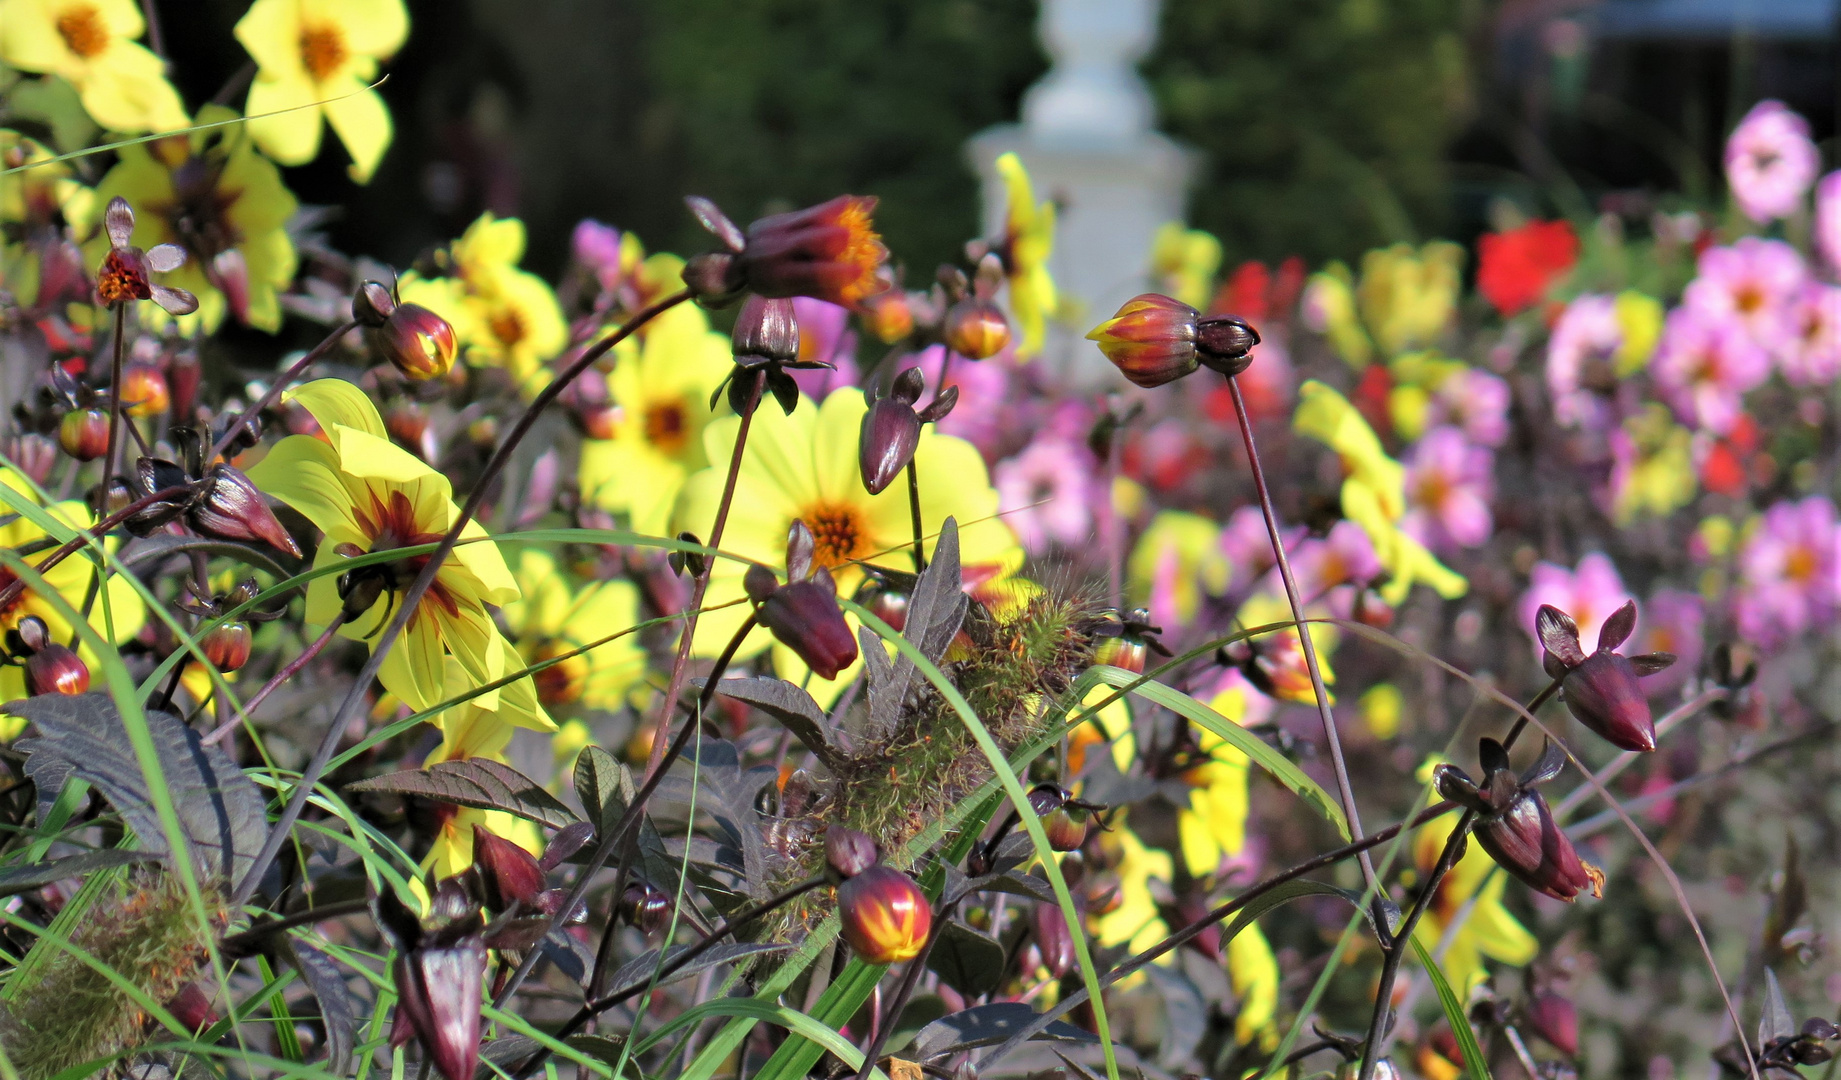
[[210, 319, 357, 463], [201, 612, 347, 745], [0, 482, 197, 611]]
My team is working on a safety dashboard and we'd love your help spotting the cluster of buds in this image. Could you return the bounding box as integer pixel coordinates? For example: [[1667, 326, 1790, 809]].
[[94, 197, 198, 316], [1435, 738, 1603, 901], [1086, 293, 1259, 389], [824, 826, 933, 964], [175, 578, 285, 673], [859, 366, 956, 495], [353, 280, 459, 381], [743, 521, 858, 680], [6, 615, 89, 696], [373, 880, 486, 1080], [940, 256, 1011, 360], [122, 427, 301, 557], [681, 195, 891, 311], [1537, 601, 1675, 752], [1090, 608, 1171, 676], [969, 784, 1102, 875]]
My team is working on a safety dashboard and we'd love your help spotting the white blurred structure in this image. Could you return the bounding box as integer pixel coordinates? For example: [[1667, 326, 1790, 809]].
[[968, 0, 1196, 387]]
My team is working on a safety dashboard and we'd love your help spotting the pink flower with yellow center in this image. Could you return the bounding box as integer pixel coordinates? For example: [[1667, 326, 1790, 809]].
[[1682, 238, 1807, 353], [994, 435, 1095, 554], [1723, 100, 1820, 224], [1651, 304, 1770, 435], [1517, 553, 1635, 665], [1775, 283, 1841, 387], [1735, 496, 1841, 649], [1402, 426, 1495, 554]]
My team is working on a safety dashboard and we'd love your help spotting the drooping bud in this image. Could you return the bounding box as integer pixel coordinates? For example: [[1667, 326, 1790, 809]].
[[472, 825, 546, 914], [1042, 805, 1092, 852], [120, 364, 169, 418], [391, 935, 485, 1080], [944, 298, 1010, 360], [754, 569, 858, 680], [193, 465, 302, 557], [619, 880, 671, 934], [732, 295, 801, 364], [58, 408, 111, 461], [352, 280, 397, 328], [201, 621, 252, 673], [1527, 991, 1578, 1057], [1029, 902, 1075, 977], [1539, 601, 1674, 753], [858, 376, 924, 495], [373, 303, 458, 381], [824, 826, 879, 879], [837, 864, 932, 963], [731, 195, 891, 307], [166, 980, 219, 1034], [1473, 786, 1603, 901], [24, 640, 90, 696]]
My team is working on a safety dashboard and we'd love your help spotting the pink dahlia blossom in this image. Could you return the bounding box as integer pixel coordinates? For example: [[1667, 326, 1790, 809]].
[[994, 436, 1095, 554], [1776, 283, 1841, 387], [1545, 294, 1623, 429], [1682, 238, 1807, 353], [1723, 100, 1820, 223], [1818, 171, 1841, 275], [1429, 368, 1511, 448], [1734, 496, 1841, 649], [1402, 426, 1495, 553], [787, 297, 860, 398], [1651, 304, 1771, 435], [1635, 589, 1704, 695], [571, 220, 625, 293], [1219, 504, 1298, 587], [1518, 552, 1636, 664], [912, 344, 1010, 457], [1281, 520, 1383, 605]]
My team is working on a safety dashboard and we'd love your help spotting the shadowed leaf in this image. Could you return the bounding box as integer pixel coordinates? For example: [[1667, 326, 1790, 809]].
[[0, 850, 155, 898], [289, 938, 357, 1074], [349, 758, 581, 829], [912, 1002, 1098, 1061]]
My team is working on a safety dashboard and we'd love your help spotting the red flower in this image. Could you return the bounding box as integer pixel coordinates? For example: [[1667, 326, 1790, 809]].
[[1477, 220, 1580, 316]]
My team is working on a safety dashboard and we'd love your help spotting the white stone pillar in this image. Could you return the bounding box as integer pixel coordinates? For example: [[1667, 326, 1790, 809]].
[[968, 0, 1197, 388]]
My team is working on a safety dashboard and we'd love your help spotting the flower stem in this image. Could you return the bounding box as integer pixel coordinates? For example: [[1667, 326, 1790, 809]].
[[102, 304, 127, 499], [209, 319, 357, 463], [229, 289, 691, 911], [1222, 373, 1376, 896], [200, 612, 348, 745], [0, 482, 196, 611], [905, 458, 925, 572]]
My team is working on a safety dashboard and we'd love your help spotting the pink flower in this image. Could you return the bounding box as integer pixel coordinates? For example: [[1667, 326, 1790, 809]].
[[571, 220, 624, 293], [1723, 100, 1820, 223], [1282, 520, 1383, 604], [1219, 505, 1296, 586], [1402, 426, 1495, 553], [787, 297, 860, 397], [1775, 283, 1841, 387], [1518, 553, 1636, 664], [1651, 304, 1771, 434], [1734, 496, 1841, 649], [1545, 294, 1623, 429], [1429, 368, 1510, 447], [1682, 238, 1807, 353], [1818, 171, 1841, 275], [1635, 589, 1704, 695], [912, 344, 1010, 457], [994, 437, 1095, 554]]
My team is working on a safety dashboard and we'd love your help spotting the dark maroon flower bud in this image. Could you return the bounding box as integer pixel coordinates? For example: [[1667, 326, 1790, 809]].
[[620, 880, 671, 934], [472, 825, 546, 914], [732, 295, 801, 365], [859, 388, 922, 495], [58, 408, 110, 461], [1027, 784, 1068, 819], [1441, 739, 1603, 902], [6, 434, 59, 485], [825, 825, 879, 879], [744, 563, 781, 605], [1527, 991, 1578, 1057], [1029, 902, 1075, 977], [1195, 316, 1259, 375], [838, 864, 932, 964], [194, 465, 303, 558], [201, 621, 252, 673], [391, 935, 485, 1080], [1538, 602, 1674, 753], [944, 298, 1010, 360], [867, 584, 909, 631], [373, 303, 458, 381], [166, 980, 218, 1034], [755, 569, 858, 680], [25, 640, 90, 696], [668, 531, 708, 579], [681, 251, 743, 307], [734, 195, 891, 308], [353, 280, 397, 328], [167, 349, 201, 422]]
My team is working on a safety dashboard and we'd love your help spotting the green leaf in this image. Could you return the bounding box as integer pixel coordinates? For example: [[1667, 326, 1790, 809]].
[[1409, 936, 1493, 1080], [1087, 664, 1351, 839]]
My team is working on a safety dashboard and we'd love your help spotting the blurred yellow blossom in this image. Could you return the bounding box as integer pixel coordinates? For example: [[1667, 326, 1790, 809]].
[[400, 213, 567, 398], [995, 152, 1056, 357], [1228, 922, 1280, 1049], [1151, 222, 1222, 310], [500, 548, 647, 713], [1356, 242, 1463, 356], [1412, 811, 1537, 995], [1127, 511, 1231, 626], [1359, 682, 1403, 739], [1613, 290, 1664, 374], [0, 0, 187, 133], [1093, 817, 1173, 958], [1302, 264, 1374, 367], [1610, 404, 1695, 525]]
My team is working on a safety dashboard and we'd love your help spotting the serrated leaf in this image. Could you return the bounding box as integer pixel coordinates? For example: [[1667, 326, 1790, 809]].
[[289, 938, 356, 1074], [605, 942, 790, 1001], [348, 758, 581, 829], [8, 693, 267, 881], [1761, 968, 1795, 1045], [866, 518, 966, 733], [911, 1002, 1098, 1061], [0, 850, 155, 898], [926, 921, 1006, 997], [710, 677, 845, 767]]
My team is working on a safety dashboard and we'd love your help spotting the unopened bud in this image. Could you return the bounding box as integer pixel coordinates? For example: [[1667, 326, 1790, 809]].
[[1029, 902, 1075, 977], [1093, 634, 1148, 675], [620, 881, 671, 933], [1195, 316, 1260, 375], [1527, 991, 1578, 1057], [58, 408, 110, 461], [944, 298, 1010, 360], [201, 621, 252, 673], [25, 642, 89, 696], [6, 434, 59, 485], [1087, 294, 1201, 388], [391, 937, 485, 1080], [859, 394, 921, 496], [732, 295, 801, 365], [472, 825, 546, 914], [838, 864, 932, 964], [825, 826, 879, 879], [373, 303, 457, 381], [1473, 788, 1603, 902], [166, 980, 218, 1034], [352, 280, 397, 328], [755, 570, 858, 680], [1042, 806, 1091, 851], [194, 465, 302, 557], [120, 364, 169, 418]]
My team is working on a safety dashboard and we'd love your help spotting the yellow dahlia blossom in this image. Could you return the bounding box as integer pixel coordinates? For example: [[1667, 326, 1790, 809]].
[[995, 152, 1056, 357], [399, 213, 567, 398], [1412, 810, 1537, 995], [500, 548, 647, 713], [0, 0, 187, 133]]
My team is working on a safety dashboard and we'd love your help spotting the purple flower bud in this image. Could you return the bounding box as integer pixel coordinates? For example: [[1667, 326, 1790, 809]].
[[1086, 294, 1200, 388], [7, 433, 59, 484], [25, 641, 89, 696], [472, 825, 547, 914], [732, 295, 801, 365], [1473, 787, 1603, 901], [755, 570, 858, 680], [194, 464, 303, 558], [859, 394, 921, 495], [166, 980, 219, 1034], [621, 881, 672, 934], [1539, 600, 1675, 752], [352, 280, 396, 328], [1195, 316, 1260, 375], [391, 936, 485, 1080], [1527, 991, 1579, 1057], [1030, 902, 1075, 977], [825, 825, 879, 878]]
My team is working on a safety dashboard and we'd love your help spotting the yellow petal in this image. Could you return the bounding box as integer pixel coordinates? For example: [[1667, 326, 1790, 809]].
[[284, 377, 388, 439]]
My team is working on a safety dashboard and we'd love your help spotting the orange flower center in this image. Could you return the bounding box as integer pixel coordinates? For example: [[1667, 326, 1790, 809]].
[[489, 308, 527, 349], [1786, 544, 1816, 583], [56, 4, 109, 59], [1733, 284, 1764, 315], [832, 201, 885, 305], [643, 401, 688, 455], [299, 23, 348, 82], [802, 504, 867, 569]]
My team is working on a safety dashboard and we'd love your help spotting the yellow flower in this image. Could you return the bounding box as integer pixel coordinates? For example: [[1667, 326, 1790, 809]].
[[1303, 265, 1374, 367], [1613, 290, 1663, 374], [1611, 404, 1695, 525], [418, 667, 545, 879], [1093, 817, 1172, 958], [1068, 684, 1135, 778], [1294, 380, 1466, 605], [500, 548, 646, 713], [1228, 922, 1280, 1049], [1359, 682, 1403, 739], [1176, 734, 1249, 878], [995, 152, 1056, 358], [246, 379, 544, 725], [1412, 812, 1537, 995], [1385, 351, 1470, 443], [1126, 511, 1231, 627], [401, 213, 567, 398], [234, 0, 408, 183], [673, 387, 1022, 702], [1356, 242, 1463, 357], [1151, 222, 1222, 311], [86, 105, 298, 331], [579, 304, 731, 536], [0, 0, 187, 133], [1235, 590, 1337, 705]]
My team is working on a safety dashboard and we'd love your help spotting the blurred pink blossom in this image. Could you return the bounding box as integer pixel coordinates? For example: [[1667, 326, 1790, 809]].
[[1402, 426, 1495, 553], [1682, 238, 1807, 352], [1651, 304, 1770, 434], [1818, 172, 1841, 275], [1636, 589, 1704, 695], [1775, 283, 1841, 387], [1734, 496, 1841, 649], [1219, 504, 1296, 586], [571, 219, 624, 293], [1428, 368, 1510, 447], [1283, 520, 1382, 604], [1545, 294, 1623, 429], [1723, 100, 1820, 223], [788, 297, 859, 397], [1518, 552, 1636, 663], [994, 436, 1095, 554], [912, 344, 1009, 456]]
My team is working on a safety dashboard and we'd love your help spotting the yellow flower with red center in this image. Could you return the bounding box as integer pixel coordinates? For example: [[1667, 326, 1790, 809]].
[[578, 304, 732, 536], [234, 0, 408, 183], [673, 387, 1022, 704], [0, 0, 188, 133], [246, 379, 547, 728], [500, 548, 647, 713], [85, 105, 299, 332], [418, 659, 546, 879], [399, 213, 567, 398], [995, 153, 1057, 357]]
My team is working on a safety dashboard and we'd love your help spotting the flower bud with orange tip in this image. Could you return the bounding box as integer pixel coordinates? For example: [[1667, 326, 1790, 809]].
[[1537, 601, 1675, 752], [1436, 738, 1603, 902], [1090, 608, 1171, 676], [945, 298, 1010, 359], [373, 303, 458, 381], [202, 621, 252, 673], [1087, 293, 1261, 387], [58, 408, 110, 460], [472, 825, 546, 915], [837, 864, 932, 964], [120, 364, 169, 418], [861, 288, 915, 343]]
